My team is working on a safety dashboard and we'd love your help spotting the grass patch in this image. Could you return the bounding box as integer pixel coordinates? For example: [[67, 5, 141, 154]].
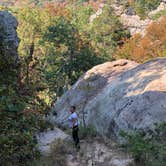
[[151, 9, 166, 20], [120, 123, 166, 166], [79, 125, 97, 139], [50, 139, 68, 166], [30, 138, 74, 166], [123, 0, 162, 19], [27, 156, 54, 166]]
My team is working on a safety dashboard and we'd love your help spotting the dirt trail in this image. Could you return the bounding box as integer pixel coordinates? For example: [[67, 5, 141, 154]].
[[37, 128, 134, 166], [36, 127, 70, 155], [67, 139, 134, 166]]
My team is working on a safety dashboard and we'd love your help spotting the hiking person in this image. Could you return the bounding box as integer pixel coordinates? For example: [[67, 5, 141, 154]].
[[68, 106, 80, 150]]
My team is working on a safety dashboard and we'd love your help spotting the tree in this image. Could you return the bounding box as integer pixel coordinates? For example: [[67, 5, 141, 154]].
[[88, 5, 130, 60], [115, 16, 166, 62], [42, 17, 104, 97]]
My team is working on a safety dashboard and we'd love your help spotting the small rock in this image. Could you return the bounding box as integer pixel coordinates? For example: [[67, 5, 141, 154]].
[[36, 127, 70, 155], [125, 7, 136, 16]]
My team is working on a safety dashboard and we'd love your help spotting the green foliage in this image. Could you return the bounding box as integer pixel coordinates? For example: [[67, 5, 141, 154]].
[[69, 3, 94, 30], [0, 76, 50, 165], [42, 17, 104, 97], [120, 130, 153, 161], [0, 73, 53, 165], [128, 0, 162, 19], [120, 123, 166, 166], [0, 1, 165, 165], [88, 5, 130, 60], [116, 16, 166, 63], [0, 74, 32, 164], [13, 2, 129, 100], [79, 125, 97, 139], [0, 29, 51, 165], [50, 139, 68, 166], [0, 1, 130, 164], [151, 9, 166, 20]]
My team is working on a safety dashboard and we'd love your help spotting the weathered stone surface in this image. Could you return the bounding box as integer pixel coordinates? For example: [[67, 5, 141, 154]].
[[89, 3, 104, 23], [112, 0, 166, 36], [36, 127, 70, 155], [50, 60, 138, 130], [67, 139, 134, 166], [119, 14, 152, 36], [0, 11, 19, 67], [148, 2, 166, 18], [85, 58, 166, 140], [125, 7, 135, 16], [51, 58, 166, 141], [50, 60, 138, 125]]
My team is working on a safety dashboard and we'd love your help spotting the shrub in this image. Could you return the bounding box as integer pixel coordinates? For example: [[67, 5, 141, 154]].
[[115, 16, 166, 63], [120, 123, 166, 166], [127, 0, 162, 19], [79, 125, 97, 139], [50, 139, 68, 166], [151, 9, 166, 20], [0, 53, 51, 165]]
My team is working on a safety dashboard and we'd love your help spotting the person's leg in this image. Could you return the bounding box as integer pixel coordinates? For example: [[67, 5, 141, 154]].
[[75, 127, 80, 149], [72, 127, 80, 149], [72, 128, 77, 146]]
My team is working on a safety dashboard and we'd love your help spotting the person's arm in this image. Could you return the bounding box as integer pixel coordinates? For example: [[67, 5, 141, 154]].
[[71, 113, 78, 127], [61, 118, 69, 124], [71, 118, 77, 127]]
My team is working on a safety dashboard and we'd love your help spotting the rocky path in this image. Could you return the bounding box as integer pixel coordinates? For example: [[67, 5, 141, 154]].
[[36, 127, 134, 166], [36, 127, 70, 155], [67, 139, 133, 166]]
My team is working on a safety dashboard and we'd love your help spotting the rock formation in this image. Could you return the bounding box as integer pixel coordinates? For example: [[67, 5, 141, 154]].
[[148, 1, 166, 17], [89, 0, 166, 36], [51, 58, 166, 141], [89, 3, 104, 23], [37, 128, 134, 165], [36, 127, 70, 155], [0, 11, 19, 68], [112, 0, 166, 36], [51, 59, 138, 125]]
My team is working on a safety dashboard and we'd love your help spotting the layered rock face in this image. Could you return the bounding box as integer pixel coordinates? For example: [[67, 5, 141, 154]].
[[0, 11, 19, 68], [52, 58, 166, 140]]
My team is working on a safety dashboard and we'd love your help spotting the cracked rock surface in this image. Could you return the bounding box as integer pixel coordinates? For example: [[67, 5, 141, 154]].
[[51, 58, 166, 141]]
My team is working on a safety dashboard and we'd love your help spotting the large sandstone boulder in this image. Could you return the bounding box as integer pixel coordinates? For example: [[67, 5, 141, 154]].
[[0, 11, 19, 69], [50, 60, 138, 129], [51, 58, 166, 141]]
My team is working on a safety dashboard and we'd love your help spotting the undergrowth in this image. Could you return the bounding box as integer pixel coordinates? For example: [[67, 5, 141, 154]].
[[120, 123, 166, 166]]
